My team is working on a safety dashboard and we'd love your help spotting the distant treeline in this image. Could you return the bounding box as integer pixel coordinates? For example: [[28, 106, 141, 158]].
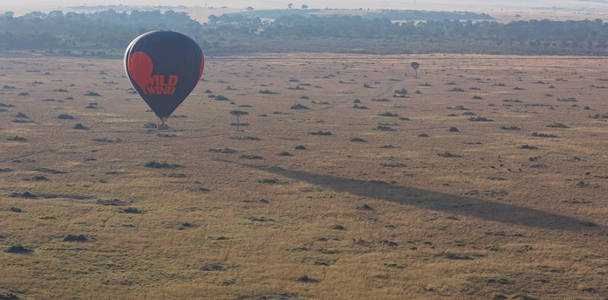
[[2, 10, 608, 57], [226, 9, 494, 21]]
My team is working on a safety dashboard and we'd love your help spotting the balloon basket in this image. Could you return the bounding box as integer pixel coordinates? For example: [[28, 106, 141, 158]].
[[158, 117, 169, 130]]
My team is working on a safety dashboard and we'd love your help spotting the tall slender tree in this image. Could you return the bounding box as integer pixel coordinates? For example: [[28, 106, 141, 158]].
[[230, 110, 248, 131], [411, 62, 420, 78]]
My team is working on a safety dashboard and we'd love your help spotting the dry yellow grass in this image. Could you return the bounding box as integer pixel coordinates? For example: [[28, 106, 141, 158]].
[[0, 53, 607, 299]]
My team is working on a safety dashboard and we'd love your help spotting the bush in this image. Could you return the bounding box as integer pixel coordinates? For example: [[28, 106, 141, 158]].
[[209, 148, 237, 154], [290, 104, 309, 110], [375, 126, 396, 131], [310, 131, 332, 136], [240, 155, 264, 160], [546, 122, 569, 128], [58, 114, 74, 119], [64, 234, 88, 242], [122, 207, 142, 214], [5, 245, 31, 254], [469, 117, 493, 122], [438, 152, 463, 158], [144, 161, 182, 169], [7, 136, 27, 142], [531, 132, 558, 138], [73, 123, 89, 130]]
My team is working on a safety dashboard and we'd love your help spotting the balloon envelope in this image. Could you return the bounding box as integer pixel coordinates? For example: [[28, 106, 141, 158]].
[[125, 31, 204, 120]]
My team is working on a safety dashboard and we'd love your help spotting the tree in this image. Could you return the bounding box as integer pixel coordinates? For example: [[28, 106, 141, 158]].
[[288, 3, 293, 9], [230, 110, 248, 131], [301, 4, 309, 9], [411, 62, 420, 78]]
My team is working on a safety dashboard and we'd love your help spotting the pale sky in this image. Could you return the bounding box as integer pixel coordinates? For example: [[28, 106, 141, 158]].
[[3, 0, 608, 15]]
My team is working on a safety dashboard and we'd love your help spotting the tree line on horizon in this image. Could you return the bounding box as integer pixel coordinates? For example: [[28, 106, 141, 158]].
[[1, 9, 608, 56]]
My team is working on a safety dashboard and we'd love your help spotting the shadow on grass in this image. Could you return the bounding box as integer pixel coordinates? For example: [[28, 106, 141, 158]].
[[219, 159, 601, 231]]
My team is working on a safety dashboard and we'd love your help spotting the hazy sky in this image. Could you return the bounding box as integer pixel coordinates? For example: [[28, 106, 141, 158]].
[[3, 0, 608, 14]]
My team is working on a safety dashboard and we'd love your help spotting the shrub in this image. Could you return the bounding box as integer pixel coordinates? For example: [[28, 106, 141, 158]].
[[144, 161, 182, 169], [122, 207, 142, 214], [310, 131, 332, 136], [209, 148, 237, 154], [240, 155, 263, 160], [546, 122, 569, 128], [64, 234, 88, 242], [469, 117, 493, 122], [531, 132, 558, 138], [438, 152, 463, 158], [58, 114, 74, 120], [5, 245, 31, 254], [7, 136, 27, 142], [290, 104, 309, 110]]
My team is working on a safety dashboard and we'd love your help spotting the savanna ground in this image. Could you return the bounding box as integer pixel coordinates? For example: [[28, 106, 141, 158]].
[[0, 53, 607, 299]]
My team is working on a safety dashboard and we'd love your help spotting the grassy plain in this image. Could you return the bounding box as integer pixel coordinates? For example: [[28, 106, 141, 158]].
[[0, 53, 607, 299]]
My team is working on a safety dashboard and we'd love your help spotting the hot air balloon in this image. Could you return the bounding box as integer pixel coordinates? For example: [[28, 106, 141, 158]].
[[125, 31, 204, 129]]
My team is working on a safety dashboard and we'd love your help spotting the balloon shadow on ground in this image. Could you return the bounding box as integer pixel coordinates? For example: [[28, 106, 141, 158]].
[[221, 160, 602, 231]]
